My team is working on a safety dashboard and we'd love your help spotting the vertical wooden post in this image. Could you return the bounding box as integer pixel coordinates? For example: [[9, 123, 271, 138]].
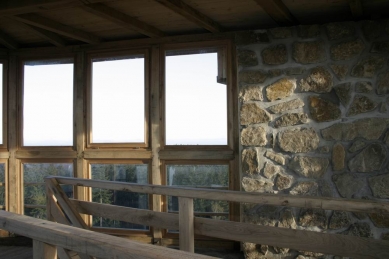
[[179, 197, 194, 253], [33, 240, 57, 259]]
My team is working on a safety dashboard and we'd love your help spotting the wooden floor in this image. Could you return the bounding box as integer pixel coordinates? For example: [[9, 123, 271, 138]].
[[0, 246, 32, 259]]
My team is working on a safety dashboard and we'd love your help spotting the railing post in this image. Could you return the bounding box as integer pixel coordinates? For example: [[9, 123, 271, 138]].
[[33, 240, 57, 259], [178, 197, 194, 253]]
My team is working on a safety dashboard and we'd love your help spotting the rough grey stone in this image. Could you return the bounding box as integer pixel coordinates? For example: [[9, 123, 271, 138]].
[[262, 44, 288, 65], [241, 126, 267, 146], [278, 209, 297, 229], [319, 180, 333, 197], [288, 156, 329, 179], [289, 181, 318, 196], [332, 143, 345, 171], [235, 31, 270, 45], [269, 27, 292, 39], [309, 96, 341, 122], [325, 22, 355, 40], [240, 103, 271, 125], [278, 128, 320, 153], [242, 148, 258, 175], [330, 39, 365, 60], [333, 173, 364, 198], [329, 211, 351, 230], [321, 118, 389, 141], [238, 49, 258, 67], [318, 146, 330, 153], [285, 67, 305, 75], [351, 56, 385, 78], [242, 177, 274, 193], [334, 82, 352, 106], [265, 151, 286, 165], [349, 139, 366, 152], [377, 71, 389, 95], [244, 205, 278, 226], [348, 143, 387, 172], [239, 70, 268, 84], [268, 99, 304, 114], [382, 232, 389, 241], [293, 41, 326, 64], [370, 211, 389, 228], [362, 20, 382, 40], [299, 209, 327, 229], [265, 78, 296, 101], [369, 174, 389, 198], [380, 102, 387, 113], [268, 69, 283, 78], [275, 174, 293, 191], [242, 243, 268, 258], [300, 66, 333, 93], [239, 85, 263, 102], [343, 223, 372, 238], [371, 41, 389, 53], [274, 113, 308, 128], [330, 64, 349, 80], [347, 95, 377, 116], [298, 24, 320, 38], [385, 131, 389, 146], [263, 162, 281, 180], [355, 81, 373, 93]]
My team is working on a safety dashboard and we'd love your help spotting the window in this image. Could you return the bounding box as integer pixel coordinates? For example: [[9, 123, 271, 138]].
[[23, 163, 73, 219], [89, 53, 147, 146], [90, 163, 149, 230], [22, 60, 74, 146], [165, 51, 227, 146]]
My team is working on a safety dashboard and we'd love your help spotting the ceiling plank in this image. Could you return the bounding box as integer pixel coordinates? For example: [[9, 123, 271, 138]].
[[349, 0, 363, 19], [10, 13, 100, 44], [81, 3, 167, 38], [252, 0, 297, 26], [154, 0, 223, 33], [0, 30, 19, 49]]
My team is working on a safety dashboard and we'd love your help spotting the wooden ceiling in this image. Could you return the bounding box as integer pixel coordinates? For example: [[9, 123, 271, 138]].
[[0, 0, 389, 49]]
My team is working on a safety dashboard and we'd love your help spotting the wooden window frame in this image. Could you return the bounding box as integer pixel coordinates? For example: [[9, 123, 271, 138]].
[[0, 159, 8, 211], [18, 56, 76, 151], [86, 50, 150, 149], [0, 60, 7, 150]]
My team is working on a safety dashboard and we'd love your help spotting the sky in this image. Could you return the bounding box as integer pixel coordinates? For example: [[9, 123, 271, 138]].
[[22, 53, 227, 146]]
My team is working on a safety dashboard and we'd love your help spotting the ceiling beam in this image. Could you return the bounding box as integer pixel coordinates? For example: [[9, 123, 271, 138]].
[[0, 30, 19, 49], [253, 0, 297, 26], [349, 0, 363, 19], [81, 3, 167, 38], [10, 13, 100, 44], [154, 0, 223, 33]]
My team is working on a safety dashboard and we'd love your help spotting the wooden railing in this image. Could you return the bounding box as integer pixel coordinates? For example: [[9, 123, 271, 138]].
[[41, 176, 389, 258]]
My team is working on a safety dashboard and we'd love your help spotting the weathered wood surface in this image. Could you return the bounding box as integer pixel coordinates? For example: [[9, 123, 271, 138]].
[[179, 198, 194, 252], [0, 211, 218, 259], [53, 177, 389, 214]]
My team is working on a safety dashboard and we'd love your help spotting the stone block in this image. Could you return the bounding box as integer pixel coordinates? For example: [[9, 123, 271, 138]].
[[239, 85, 263, 102], [325, 22, 355, 40], [348, 143, 387, 172], [347, 95, 377, 116], [240, 103, 271, 125], [269, 27, 292, 39], [278, 128, 320, 153], [309, 96, 341, 122], [278, 209, 297, 229], [261, 44, 288, 65], [377, 71, 389, 95], [288, 156, 329, 179], [370, 211, 389, 228], [355, 81, 373, 93], [371, 41, 389, 53], [369, 174, 389, 198], [268, 69, 283, 78], [330, 64, 349, 80], [330, 39, 365, 60], [265, 151, 286, 165], [299, 209, 327, 229], [343, 223, 372, 238], [242, 176, 274, 193], [235, 31, 270, 45], [263, 161, 281, 180], [351, 56, 385, 78], [275, 174, 293, 190], [300, 66, 333, 93], [289, 181, 318, 196], [297, 24, 320, 38], [274, 112, 308, 128], [332, 173, 364, 198], [238, 49, 258, 67], [292, 41, 326, 64], [268, 99, 304, 114], [332, 143, 345, 171], [334, 82, 352, 106], [242, 148, 258, 175], [265, 78, 296, 101], [349, 139, 366, 153], [239, 70, 267, 84], [241, 126, 267, 146], [285, 67, 305, 75]]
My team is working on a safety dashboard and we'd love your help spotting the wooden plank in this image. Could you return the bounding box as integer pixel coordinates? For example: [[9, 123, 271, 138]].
[[252, 0, 297, 26], [33, 240, 57, 259], [22, 24, 66, 47], [179, 197, 194, 253], [82, 3, 166, 38], [0, 30, 18, 49], [11, 13, 101, 44], [154, 0, 223, 33], [50, 199, 71, 225], [53, 177, 389, 215], [0, 152, 9, 159], [15, 150, 77, 159], [194, 217, 389, 259], [349, 0, 364, 19], [84, 150, 152, 159], [159, 150, 234, 160], [0, 211, 217, 259], [71, 199, 179, 230]]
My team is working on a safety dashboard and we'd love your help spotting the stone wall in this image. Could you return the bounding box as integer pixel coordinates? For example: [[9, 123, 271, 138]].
[[237, 21, 389, 259]]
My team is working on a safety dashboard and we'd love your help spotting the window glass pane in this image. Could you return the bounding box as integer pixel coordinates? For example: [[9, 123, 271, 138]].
[[0, 164, 4, 207], [92, 57, 145, 143], [166, 53, 227, 145], [0, 63, 2, 144], [91, 164, 148, 230], [23, 163, 73, 219], [23, 62, 73, 146], [167, 165, 229, 220]]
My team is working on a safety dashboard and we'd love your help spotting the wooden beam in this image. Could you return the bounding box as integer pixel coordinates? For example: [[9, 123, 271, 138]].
[[252, 0, 297, 26], [179, 197, 194, 253], [81, 3, 166, 38], [349, 0, 363, 19], [16, 150, 77, 159], [10, 13, 100, 44], [154, 0, 223, 33], [22, 23, 66, 47], [0, 30, 18, 49], [159, 150, 234, 160]]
